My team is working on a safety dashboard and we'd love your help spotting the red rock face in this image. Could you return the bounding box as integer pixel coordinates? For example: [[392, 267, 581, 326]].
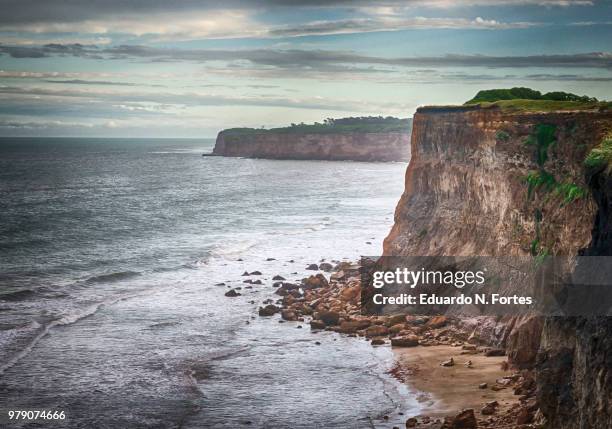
[[384, 106, 611, 257], [213, 131, 411, 162], [382, 106, 612, 428]]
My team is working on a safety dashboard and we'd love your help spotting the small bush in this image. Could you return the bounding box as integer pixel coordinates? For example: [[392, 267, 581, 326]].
[[495, 130, 510, 142], [584, 136, 612, 173]]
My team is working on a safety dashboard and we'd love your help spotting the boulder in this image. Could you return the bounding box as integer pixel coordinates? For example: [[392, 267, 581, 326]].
[[318, 310, 340, 326], [258, 304, 279, 317], [318, 262, 333, 272], [440, 358, 455, 367], [478, 383, 488, 389], [365, 325, 389, 338], [252, 279, 262, 285], [339, 285, 360, 302], [224, 289, 241, 297], [389, 323, 406, 334], [371, 338, 385, 346], [405, 417, 417, 427], [330, 270, 346, 281], [481, 401, 498, 415], [281, 309, 298, 321], [386, 314, 407, 327], [338, 320, 370, 334], [272, 275, 286, 281], [302, 274, 329, 290], [426, 315, 448, 329], [391, 335, 419, 347], [306, 264, 319, 270], [310, 320, 326, 330], [250, 271, 262, 275], [450, 409, 477, 429], [241, 271, 250, 276]]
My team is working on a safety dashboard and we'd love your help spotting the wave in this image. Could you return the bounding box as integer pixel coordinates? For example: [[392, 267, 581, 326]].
[[0, 292, 137, 376], [84, 270, 141, 284], [209, 239, 258, 259]]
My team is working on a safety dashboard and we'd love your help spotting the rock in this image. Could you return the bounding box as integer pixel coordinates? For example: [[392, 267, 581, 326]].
[[258, 304, 279, 316], [318, 262, 333, 272], [426, 315, 448, 329], [250, 271, 262, 275], [338, 320, 370, 334], [462, 344, 477, 351], [391, 335, 419, 347], [478, 383, 488, 389], [215, 282, 226, 286], [266, 257, 275, 261], [450, 409, 477, 429], [252, 279, 262, 285], [371, 338, 385, 345], [318, 310, 340, 326], [243, 279, 253, 284], [224, 289, 241, 297], [330, 270, 346, 281], [465, 360, 473, 368], [310, 320, 326, 330], [481, 401, 498, 415], [389, 323, 406, 334], [339, 285, 360, 302], [405, 417, 417, 428], [281, 309, 297, 321], [302, 274, 328, 290], [241, 271, 250, 276], [485, 348, 505, 357], [386, 314, 407, 327], [496, 377, 513, 386], [440, 357, 455, 367], [516, 408, 533, 425], [272, 275, 286, 281], [306, 264, 319, 270], [365, 325, 389, 338]]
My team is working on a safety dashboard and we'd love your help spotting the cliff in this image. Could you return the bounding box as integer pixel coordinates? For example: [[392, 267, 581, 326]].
[[212, 130, 411, 162], [383, 104, 611, 428]]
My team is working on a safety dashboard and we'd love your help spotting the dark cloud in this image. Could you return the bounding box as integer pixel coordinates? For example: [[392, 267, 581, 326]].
[[1, 44, 611, 71]]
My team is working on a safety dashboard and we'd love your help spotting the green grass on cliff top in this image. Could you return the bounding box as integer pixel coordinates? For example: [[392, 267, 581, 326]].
[[222, 116, 412, 135], [469, 99, 612, 112], [462, 87, 610, 112]]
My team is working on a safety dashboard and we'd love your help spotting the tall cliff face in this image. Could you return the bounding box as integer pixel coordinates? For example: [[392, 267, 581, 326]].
[[383, 105, 611, 428], [213, 131, 410, 162]]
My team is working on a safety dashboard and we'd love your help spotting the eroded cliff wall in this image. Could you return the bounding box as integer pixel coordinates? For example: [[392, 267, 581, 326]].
[[213, 131, 411, 162], [383, 105, 611, 428]]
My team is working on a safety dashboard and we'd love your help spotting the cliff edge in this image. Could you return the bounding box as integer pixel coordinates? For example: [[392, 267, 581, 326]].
[[383, 103, 611, 428]]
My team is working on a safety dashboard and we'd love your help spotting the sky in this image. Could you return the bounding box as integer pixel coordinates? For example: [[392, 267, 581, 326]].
[[0, 0, 611, 137]]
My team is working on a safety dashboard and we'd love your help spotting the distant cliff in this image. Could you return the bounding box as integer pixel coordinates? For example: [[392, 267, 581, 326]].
[[383, 102, 611, 428], [213, 131, 410, 161], [211, 117, 412, 161]]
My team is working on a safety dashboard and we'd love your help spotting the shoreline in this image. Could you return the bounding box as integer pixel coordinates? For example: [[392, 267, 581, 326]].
[[238, 260, 539, 428]]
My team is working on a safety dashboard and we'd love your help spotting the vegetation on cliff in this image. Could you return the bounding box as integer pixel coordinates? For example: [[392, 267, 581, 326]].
[[220, 116, 411, 135], [464, 87, 610, 112], [585, 133, 612, 174]]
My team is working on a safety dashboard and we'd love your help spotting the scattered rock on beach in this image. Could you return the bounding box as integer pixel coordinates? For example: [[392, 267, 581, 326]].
[[250, 271, 262, 275], [365, 325, 389, 338], [391, 335, 419, 348], [479, 382, 488, 389], [258, 304, 279, 316], [281, 309, 297, 321], [481, 401, 498, 415], [225, 289, 241, 297], [241, 271, 250, 276], [371, 338, 385, 346], [215, 282, 226, 286], [310, 320, 326, 330], [318, 262, 333, 272], [317, 310, 340, 326], [405, 417, 417, 427], [440, 357, 455, 367], [272, 275, 286, 281], [306, 263, 319, 270], [302, 274, 328, 290], [447, 409, 477, 429], [252, 279, 262, 285]]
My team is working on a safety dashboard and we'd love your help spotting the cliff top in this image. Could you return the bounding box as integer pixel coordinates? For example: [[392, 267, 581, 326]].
[[420, 87, 611, 114], [220, 116, 412, 136]]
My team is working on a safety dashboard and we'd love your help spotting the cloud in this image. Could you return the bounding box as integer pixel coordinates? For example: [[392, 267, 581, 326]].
[[2, 44, 611, 72]]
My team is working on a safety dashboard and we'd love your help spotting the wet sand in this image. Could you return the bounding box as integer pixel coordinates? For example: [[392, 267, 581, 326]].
[[392, 345, 518, 418]]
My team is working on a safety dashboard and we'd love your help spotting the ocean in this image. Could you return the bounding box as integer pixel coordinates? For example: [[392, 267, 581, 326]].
[[0, 138, 419, 428]]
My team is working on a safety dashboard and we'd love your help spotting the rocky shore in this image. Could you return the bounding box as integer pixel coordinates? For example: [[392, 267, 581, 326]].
[[227, 261, 541, 429]]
